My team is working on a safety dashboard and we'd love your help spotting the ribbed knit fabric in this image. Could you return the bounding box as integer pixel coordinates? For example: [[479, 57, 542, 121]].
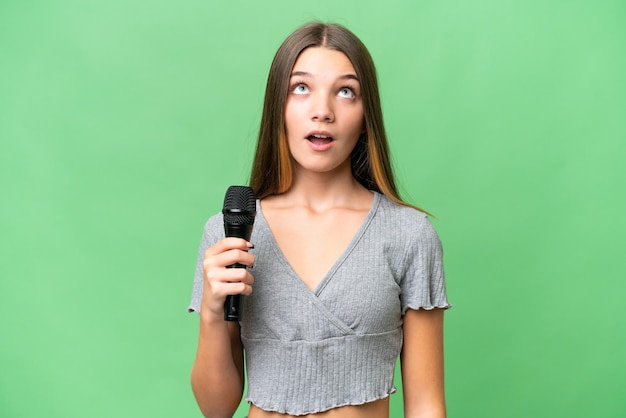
[[188, 192, 450, 415]]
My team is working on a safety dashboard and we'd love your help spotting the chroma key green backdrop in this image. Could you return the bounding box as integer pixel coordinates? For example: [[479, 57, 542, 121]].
[[1, 1, 624, 417]]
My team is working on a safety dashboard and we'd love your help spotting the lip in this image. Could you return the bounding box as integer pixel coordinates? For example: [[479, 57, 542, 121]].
[[305, 130, 335, 152], [305, 130, 334, 139]]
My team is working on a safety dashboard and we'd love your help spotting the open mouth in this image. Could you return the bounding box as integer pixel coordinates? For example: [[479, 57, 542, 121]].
[[307, 134, 334, 145]]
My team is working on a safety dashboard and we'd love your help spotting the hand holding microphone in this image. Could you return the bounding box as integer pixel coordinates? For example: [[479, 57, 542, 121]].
[[200, 186, 256, 322], [222, 186, 256, 321]]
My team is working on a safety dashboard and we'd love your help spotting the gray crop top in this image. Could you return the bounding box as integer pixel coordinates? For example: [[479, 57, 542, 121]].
[[188, 192, 450, 415]]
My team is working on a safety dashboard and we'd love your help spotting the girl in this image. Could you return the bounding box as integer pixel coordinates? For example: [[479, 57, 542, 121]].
[[188, 22, 450, 418]]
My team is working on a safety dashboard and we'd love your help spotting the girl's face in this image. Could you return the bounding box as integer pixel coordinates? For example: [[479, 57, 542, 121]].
[[284, 47, 364, 177]]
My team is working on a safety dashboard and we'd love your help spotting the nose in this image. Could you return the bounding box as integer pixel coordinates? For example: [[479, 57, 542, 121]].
[[311, 94, 334, 122]]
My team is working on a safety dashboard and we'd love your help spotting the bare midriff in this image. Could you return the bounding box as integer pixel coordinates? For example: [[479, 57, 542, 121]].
[[247, 397, 389, 418]]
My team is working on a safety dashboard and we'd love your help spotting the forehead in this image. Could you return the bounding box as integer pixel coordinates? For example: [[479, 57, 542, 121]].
[[291, 47, 356, 76]]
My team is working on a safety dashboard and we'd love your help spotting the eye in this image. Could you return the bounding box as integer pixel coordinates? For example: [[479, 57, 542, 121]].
[[291, 83, 309, 95], [338, 87, 355, 99]]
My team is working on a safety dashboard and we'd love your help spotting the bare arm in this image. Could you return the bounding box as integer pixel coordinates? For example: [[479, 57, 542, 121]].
[[190, 238, 254, 418], [401, 308, 446, 418]]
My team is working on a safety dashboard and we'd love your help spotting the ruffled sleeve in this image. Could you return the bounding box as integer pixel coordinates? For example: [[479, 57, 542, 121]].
[[187, 214, 224, 313], [399, 214, 451, 314]]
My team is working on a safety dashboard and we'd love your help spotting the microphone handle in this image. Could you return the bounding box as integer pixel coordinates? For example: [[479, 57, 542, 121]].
[[224, 263, 246, 321], [223, 223, 253, 321]]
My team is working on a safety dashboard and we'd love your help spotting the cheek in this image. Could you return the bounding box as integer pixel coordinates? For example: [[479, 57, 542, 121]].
[[284, 102, 303, 135], [346, 107, 365, 134]]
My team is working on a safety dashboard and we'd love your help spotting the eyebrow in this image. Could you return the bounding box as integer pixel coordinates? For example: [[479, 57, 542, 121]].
[[290, 71, 360, 82]]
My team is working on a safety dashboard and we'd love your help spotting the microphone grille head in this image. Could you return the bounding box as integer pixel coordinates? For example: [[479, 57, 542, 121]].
[[223, 186, 256, 225]]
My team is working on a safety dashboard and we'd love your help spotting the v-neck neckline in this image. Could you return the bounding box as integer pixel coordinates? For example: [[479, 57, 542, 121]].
[[256, 192, 381, 296]]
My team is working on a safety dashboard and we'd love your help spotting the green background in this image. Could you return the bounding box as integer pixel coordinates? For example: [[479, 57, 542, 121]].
[[1, 0, 624, 417]]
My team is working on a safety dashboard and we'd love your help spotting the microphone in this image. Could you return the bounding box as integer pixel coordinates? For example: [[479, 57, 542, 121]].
[[222, 186, 256, 321]]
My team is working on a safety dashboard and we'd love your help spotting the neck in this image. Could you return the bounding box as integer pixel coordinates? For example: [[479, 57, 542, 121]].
[[278, 163, 370, 211]]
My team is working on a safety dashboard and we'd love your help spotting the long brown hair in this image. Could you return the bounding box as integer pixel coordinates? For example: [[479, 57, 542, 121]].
[[249, 22, 426, 212]]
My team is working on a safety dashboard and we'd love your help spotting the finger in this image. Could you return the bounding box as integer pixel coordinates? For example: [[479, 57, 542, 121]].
[[212, 281, 254, 297], [212, 268, 254, 285], [204, 238, 253, 258], [209, 272, 254, 296], [204, 249, 255, 270]]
